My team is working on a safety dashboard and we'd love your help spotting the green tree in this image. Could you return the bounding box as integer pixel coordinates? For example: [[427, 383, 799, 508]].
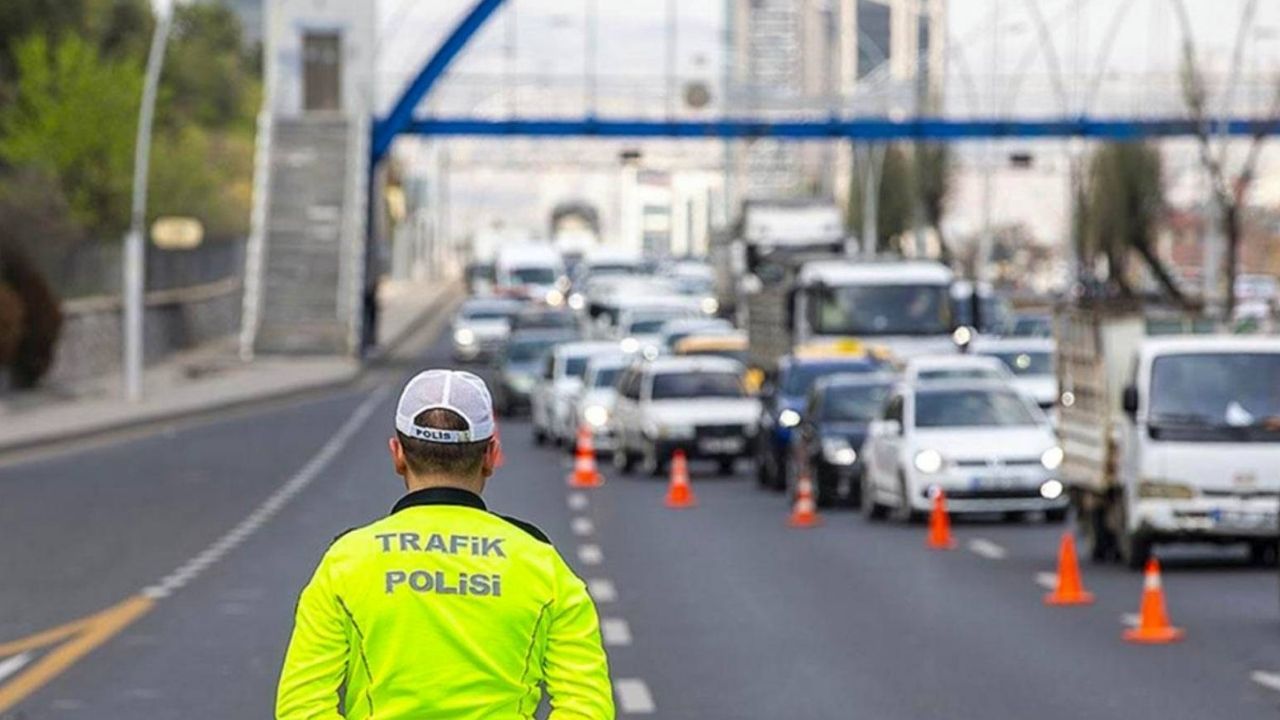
[[847, 144, 914, 253], [0, 34, 142, 235], [912, 143, 953, 263], [161, 3, 257, 131], [1084, 142, 1190, 306]]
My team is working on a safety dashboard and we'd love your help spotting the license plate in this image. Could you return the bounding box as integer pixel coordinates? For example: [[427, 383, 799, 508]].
[[1210, 509, 1276, 530], [699, 438, 742, 454]]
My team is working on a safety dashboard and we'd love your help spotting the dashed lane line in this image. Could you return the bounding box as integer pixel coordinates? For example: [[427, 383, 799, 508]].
[[615, 678, 656, 714], [0, 654, 31, 685], [571, 517, 595, 536], [1251, 671, 1280, 694], [967, 539, 1007, 560], [601, 618, 633, 646], [578, 544, 604, 565], [1035, 572, 1058, 590], [587, 579, 617, 603], [143, 386, 389, 599], [567, 492, 589, 511]]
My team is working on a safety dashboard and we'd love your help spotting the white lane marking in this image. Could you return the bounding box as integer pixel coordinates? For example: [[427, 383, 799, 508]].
[[1035, 572, 1059, 590], [967, 539, 1007, 560], [1121, 613, 1140, 628], [1250, 671, 1280, 694], [567, 492, 589, 511], [601, 618, 632, 646], [141, 386, 391, 599], [571, 517, 595, 536], [615, 678, 656, 714], [587, 578, 618, 603], [577, 544, 604, 565], [0, 652, 32, 683]]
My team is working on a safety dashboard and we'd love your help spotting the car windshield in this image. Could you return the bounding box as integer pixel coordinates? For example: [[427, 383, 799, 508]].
[[917, 367, 1004, 381], [1010, 315, 1052, 338], [510, 267, 558, 285], [822, 384, 890, 422], [984, 350, 1053, 377], [462, 305, 514, 321], [914, 389, 1040, 428], [517, 312, 576, 330], [674, 276, 714, 295], [507, 338, 561, 362], [1148, 353, 1280, 442], [650, 372, 744, 400], [592, 367, 622, 388], [810, 284, 951, 336], [952, 295, 1012, 333], [781, 362, 873, 396], [564, 357, 589, 379]]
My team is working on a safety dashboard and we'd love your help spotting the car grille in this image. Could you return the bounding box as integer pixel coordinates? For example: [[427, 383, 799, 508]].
[[925, 488, 1044, 500], [696, 424, 745, 440], [953, 458, 1042, 468]]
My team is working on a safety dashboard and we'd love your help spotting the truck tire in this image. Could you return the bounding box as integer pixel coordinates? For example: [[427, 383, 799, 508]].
[[1249, 540, 1278, 566]]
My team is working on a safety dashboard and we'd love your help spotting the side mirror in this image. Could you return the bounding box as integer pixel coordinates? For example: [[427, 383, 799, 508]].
[[1121, 385, 1139, 418]]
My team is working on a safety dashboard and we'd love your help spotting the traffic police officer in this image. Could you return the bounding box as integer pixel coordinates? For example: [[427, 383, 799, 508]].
[[276, 369, 614, 719]]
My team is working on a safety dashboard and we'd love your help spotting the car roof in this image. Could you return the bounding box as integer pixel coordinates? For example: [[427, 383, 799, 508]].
[[638, 355, 745, 374], [971, 337, 1055, 353], [555, 341, 620, 357], [906, 378, 1022, 394], [814, 371, 898, 390], [508, 328, 578, 343], [797, 259, 953, 286], [585, 353, 632, 370], [1139, 335, 1280, 355], [906, 354, 1005, 370], [674, 332, 748, 352]]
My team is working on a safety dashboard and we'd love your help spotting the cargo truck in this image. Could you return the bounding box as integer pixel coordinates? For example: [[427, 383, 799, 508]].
[[1056, 302, 1280, 569]]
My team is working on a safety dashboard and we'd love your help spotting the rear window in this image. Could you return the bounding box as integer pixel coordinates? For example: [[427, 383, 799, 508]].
[[650, 372, 744, 400], [564, 357, 589, 379], [592, 367, 621, 388]]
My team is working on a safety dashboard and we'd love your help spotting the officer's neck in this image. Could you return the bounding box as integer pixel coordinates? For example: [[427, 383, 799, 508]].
[[403, 473, 486, 497]]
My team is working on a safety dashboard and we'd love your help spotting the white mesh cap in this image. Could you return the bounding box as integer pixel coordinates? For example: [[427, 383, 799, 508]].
[[395, 370, 496, 444]]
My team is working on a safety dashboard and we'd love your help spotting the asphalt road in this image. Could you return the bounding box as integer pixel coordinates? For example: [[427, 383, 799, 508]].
[[1, 329, 1278, 719]]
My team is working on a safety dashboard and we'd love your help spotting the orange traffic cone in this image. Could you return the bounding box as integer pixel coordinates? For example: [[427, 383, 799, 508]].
[[566, 425, 604, 488], [925, 489, 957, 550], [1044, 533, 1095, 605], [664, 450, 697, 508], [1123, 558, 1184, 644], [787, 472, 822, 528]]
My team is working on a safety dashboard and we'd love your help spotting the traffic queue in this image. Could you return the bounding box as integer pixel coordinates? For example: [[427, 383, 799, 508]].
[[454, 239, 1280, 577]]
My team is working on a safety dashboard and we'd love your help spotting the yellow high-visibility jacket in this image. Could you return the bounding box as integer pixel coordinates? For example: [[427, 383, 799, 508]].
[[276, 487, 614, 719]]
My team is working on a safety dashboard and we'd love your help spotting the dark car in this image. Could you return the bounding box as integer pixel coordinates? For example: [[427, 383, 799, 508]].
[[493, 329, 578, 415], [789, 373, 895, 507], [755, 354, 884, 490]]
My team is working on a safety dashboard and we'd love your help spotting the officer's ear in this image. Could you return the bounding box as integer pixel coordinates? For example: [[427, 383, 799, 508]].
[[480, 436, 501, 478], [389, 437, 409, 478]]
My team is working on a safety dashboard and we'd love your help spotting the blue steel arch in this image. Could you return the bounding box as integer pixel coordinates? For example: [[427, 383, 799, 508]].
[[372, 0, 1280, 159]]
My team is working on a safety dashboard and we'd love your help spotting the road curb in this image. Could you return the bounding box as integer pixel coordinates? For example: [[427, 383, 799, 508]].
[[0, 284, 461, 461]]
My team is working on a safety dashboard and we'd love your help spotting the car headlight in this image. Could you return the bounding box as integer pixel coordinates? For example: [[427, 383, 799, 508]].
[[778, 409, 801, 428], [1040, 446, 1064, 471], [620, 337, 640, 354], [583, 405, 609, 428], [1137, 479, 1197, 500], [913, 449, 944, 474], [1039, 479, 1065, 500], [545, 289, 565, 306], [821, 437, 857, 466], [568, 293, 586, 311], [700, 297, 719, 315], [454, 328, 476, 346]]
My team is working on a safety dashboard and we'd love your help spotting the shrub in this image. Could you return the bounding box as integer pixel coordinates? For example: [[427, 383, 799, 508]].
[[0, 243, 62, 388], [0, 283, 24, 369]]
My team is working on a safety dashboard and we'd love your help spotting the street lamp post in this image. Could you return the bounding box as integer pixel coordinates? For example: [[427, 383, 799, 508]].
[[123, 3, 176, 402]]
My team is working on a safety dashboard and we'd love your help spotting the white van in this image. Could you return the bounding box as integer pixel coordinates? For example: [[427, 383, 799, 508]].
[[494, 244, 566, 303]]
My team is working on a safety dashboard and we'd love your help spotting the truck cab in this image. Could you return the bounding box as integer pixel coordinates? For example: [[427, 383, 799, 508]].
[[1058, 305, 1280, 568]]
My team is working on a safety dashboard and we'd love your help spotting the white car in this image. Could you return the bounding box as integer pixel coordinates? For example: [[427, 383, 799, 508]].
[[450, 297, 522, 362], [530, 340, 619, 446], [973, 337, 1057, 412], [614, 302, 703, 355], [610, 356, 761, 477], [569, 353, 632, 453], [901, 354, 1012, 384], [861, 379, 1067, 522]]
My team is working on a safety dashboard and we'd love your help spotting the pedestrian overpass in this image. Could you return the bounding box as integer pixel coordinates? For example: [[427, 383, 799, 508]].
[[242, 0, 1279, 359]]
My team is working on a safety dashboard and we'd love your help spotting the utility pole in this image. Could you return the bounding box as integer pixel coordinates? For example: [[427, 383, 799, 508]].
[[123, 3, 175, 402]]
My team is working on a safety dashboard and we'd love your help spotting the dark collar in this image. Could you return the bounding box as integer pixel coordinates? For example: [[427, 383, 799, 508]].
[[391, 487, 487, 515]]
